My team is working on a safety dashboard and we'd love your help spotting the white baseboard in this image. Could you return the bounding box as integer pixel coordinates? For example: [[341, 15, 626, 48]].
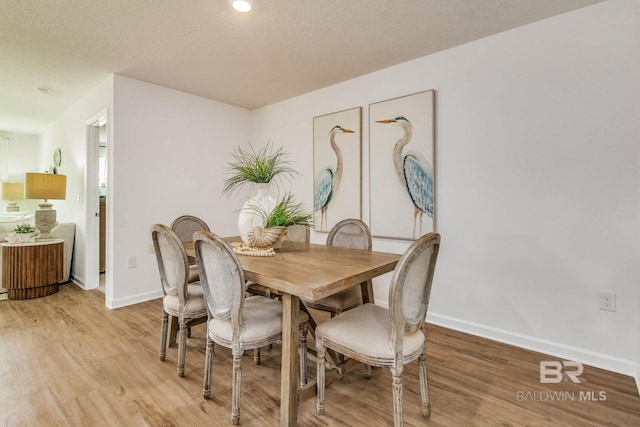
[[68, 274, 160, 310], [106, 289, 163, 309], [70, 275, 85, 289], [426, 312, 638, 381]]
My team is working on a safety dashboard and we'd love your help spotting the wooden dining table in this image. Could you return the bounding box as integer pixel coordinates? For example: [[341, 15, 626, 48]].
[[184, 237, 401, 427]]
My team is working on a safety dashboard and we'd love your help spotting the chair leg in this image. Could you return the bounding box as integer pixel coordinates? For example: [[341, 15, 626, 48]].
[[299, 322, 308, 387], [363, 363, 372, 378], [316, 337, 326, 415], [419, 350, 430, 418], [203, 336, 214, 399], [254, 348, 261, 365], [231, 351, 242, 425], [330, 311, 348, 365], [391, 365, 404, 427], [168, 315, 179, 348], [159, 310, 169, 361], [177, 320, 187, 377]]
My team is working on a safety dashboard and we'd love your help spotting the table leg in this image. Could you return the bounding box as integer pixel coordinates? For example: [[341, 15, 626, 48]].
[[280, 293, 300, 427], [360, 279, 375, 304]]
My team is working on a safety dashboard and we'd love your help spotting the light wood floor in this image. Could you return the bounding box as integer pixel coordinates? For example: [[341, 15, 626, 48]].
[[1, 284, 639, 426]]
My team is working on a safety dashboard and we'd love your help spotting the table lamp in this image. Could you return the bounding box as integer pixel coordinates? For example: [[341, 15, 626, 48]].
[[1, 181, 24, 212], [25, 172, 67, 239]]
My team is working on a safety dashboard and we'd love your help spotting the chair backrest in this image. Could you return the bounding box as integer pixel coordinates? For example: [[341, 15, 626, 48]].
[[388, 233, 440, 354], [193, 231, 245, 327], [326, 219, 371, 250], [285, 224, 310, 243], [151, 224, 191, 305], [170, 215, 210, 243]]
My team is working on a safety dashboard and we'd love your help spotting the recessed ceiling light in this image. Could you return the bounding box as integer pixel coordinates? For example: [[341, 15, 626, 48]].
[[232, 0, 251, 13], [34, 86, 49, 95]]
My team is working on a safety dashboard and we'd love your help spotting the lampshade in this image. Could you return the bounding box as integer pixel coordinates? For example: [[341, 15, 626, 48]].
[[25, 173, 67, 201], [24, 173, 67, 240], [1, 181, 24, 212], [1, 182, 24, 201]]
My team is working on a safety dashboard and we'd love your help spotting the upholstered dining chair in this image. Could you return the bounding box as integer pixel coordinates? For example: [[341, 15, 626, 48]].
[[243, 224, 311, 365], [283, 223, 310, 243], [193, 230, 309, 425], [315, 233, 441, 426], [170, 214, 210, 242], [302, 218, 373, 315], [170, 215, 210, 282], [151, 224, 207, 377]]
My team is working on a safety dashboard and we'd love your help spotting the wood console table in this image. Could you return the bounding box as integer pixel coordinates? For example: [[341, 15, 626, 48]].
[[2, 239, 64, 299]]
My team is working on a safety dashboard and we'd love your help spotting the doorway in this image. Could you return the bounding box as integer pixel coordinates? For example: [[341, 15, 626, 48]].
[[98, 124, 107, 291], [85, 109, 108, 301]]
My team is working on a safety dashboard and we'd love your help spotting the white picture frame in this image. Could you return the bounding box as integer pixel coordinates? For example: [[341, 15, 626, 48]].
[[313, 107, 362, 232], [369, 90, 435, 240]]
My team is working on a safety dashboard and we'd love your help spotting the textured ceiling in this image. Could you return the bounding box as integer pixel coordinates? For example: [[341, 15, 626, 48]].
[[0, 0, 603, 134]]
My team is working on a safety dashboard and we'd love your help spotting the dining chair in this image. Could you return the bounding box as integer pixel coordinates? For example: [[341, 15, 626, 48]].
[[245, 224, 310, 365], [315, 232, 441, 426], [193, 230, 309, 425], [170, 214, 211, 242], [151, 224, 207, 377], [283, 223, 310, 243], [170, 215, 210, 282], [302, 218, 373, 315]]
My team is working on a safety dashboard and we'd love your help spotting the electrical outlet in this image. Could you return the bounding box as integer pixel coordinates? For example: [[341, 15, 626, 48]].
[[599, 291, 616, 312], [148, 245, 155, 254], [127, 256, 137, 269]]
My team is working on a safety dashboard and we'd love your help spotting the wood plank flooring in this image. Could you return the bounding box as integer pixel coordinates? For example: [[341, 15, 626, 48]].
[[1, 284, 639, 426]]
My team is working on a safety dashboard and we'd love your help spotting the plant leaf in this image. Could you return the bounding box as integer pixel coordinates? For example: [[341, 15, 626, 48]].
[[222, 142, 300, 197]]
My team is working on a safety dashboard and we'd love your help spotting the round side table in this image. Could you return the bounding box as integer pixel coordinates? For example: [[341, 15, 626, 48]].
[[1, 238, 64, 299]]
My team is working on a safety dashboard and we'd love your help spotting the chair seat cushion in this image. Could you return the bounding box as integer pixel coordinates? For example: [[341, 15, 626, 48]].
[[302, 286, 361, 312], [208, 296, 308, 348], [163, 282, 207, 318], [315, 303, 425, 362], [208, 296, 282, 348]]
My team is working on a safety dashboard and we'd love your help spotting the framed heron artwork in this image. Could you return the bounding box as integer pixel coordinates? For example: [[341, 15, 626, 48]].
[[313, 107, 362, 232], [369, 90, 435, 240]]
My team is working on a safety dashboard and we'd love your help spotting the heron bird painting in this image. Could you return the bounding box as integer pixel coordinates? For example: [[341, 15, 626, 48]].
[[314, 125, 355, 231], [376, 116, 433, 238]]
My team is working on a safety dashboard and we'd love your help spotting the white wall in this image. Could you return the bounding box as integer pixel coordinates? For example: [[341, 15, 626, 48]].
[[109, 75, 251, 308], [40, 75, 114, 286], [251, 0, 640, 375], [38, 74, 252, 308], [0, 131, 39, 180], [0, 131, 40, 213]]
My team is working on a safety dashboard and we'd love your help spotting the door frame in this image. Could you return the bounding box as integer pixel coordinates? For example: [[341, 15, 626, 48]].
[[85, 109, 109, 299]]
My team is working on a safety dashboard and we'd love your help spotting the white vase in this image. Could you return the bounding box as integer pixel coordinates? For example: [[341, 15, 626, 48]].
[[238, 184, 276, 246]]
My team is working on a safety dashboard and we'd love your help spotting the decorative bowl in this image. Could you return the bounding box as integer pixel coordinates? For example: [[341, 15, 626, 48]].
[[246, 226, 288, 249]]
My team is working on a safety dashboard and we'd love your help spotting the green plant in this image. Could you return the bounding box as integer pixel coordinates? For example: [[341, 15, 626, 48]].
[[222, 142, 299, 196], [251, 193, 313, 228], [13, 223, 35, 234]]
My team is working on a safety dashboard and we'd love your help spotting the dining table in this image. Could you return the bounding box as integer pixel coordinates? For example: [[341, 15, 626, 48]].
[[184, 237, 401, 427]]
